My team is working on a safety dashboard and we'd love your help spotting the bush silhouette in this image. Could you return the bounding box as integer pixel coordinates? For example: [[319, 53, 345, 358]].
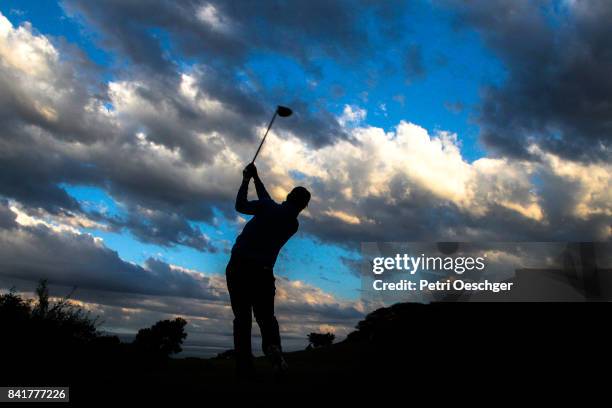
[[133, 317, 187, 358], [1, 280, 99, 344], [0, 288, 31, 323], [307, 332, 335, 349], [0, 280, 190, 387]]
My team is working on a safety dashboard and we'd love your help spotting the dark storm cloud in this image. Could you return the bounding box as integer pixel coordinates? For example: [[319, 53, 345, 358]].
[[443, 0, 612, 162], [62, 0, 374, 71], [0, 131, 90, 214], [273, 99, 350, 148], [60, 0, 384, 148], [0, 200, 17, 229], [0, 203, 221, 300], [0, 104, 227, 251], [0, 119, 228, 251], [106, 206, 217, 252], [108, 72, 262, 164], [111, 70, 348, 155]]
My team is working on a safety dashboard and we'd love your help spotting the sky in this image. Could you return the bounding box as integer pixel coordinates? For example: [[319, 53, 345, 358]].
[[0, 0, 610, 355]]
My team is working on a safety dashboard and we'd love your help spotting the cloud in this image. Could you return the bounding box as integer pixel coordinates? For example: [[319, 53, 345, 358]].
[[256, 119, 611, 242], [60, 0, 375, 148], [0, 199, 17, 229], [443, 0, 612, 162], [0, 13, 241, 249], [0, 201, 222, 299], [0, 11, 348, 253], [0, 7, 609, 259], [61, 0, 387, 72], [0, 13, 114, 144], [65, 0, 412, 147], [338, 105, 367, 127], [107, 205, 217, 252]]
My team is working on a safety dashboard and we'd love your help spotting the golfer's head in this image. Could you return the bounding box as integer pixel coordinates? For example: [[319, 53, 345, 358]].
[[286, 186, 310, 211]]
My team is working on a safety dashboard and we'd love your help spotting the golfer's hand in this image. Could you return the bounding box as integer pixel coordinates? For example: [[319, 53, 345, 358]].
[[243, 163, 257, 180]]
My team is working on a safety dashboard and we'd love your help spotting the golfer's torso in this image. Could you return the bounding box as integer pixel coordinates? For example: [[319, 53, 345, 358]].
[[232, 200, 298, 267]]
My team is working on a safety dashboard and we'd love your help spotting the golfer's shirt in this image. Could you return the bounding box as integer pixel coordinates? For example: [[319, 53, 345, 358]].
[[232, 183, 299, 268]]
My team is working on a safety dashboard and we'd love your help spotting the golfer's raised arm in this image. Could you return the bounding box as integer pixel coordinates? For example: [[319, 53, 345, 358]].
[[253, 172, 271, 201], [235, 166, 258, 215]]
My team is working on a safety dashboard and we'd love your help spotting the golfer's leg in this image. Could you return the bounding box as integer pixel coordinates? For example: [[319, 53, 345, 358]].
[[226, 261, 253, 372], [253, 268, 281, 355]]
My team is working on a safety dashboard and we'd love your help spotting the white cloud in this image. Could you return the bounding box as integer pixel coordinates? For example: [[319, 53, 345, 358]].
[[260, 121, 541, 219], [9, 201, 108, 235], [253, 119, 610, 239], [196, 3, 233, 34], [338, 104, 367, 127], [0, 14, 58, 77], [323, 210, 362, 225]]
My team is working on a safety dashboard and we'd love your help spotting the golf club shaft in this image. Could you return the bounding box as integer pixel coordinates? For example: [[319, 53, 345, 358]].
[[251, 111, 278, 164]]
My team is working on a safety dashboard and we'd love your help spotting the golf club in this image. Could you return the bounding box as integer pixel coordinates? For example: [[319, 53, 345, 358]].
[[251, 105, 293, 164]]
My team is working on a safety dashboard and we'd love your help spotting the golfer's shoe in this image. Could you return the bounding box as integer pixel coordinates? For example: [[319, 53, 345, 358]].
[[267, 345, 289, 373]]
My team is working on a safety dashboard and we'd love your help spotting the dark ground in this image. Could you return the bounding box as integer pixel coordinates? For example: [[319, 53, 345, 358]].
[[3, 302, 611, 401]]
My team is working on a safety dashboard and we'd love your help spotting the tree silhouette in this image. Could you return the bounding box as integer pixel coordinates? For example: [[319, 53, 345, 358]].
[[133, 317, 187, 357], [33, 279, 49, 316]]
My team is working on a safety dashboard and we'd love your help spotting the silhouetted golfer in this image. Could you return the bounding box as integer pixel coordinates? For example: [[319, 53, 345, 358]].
[[226, 163, 310, 378]]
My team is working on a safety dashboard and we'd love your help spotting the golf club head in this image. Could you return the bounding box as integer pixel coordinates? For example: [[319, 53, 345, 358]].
[[276, 105, 293, 117]]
